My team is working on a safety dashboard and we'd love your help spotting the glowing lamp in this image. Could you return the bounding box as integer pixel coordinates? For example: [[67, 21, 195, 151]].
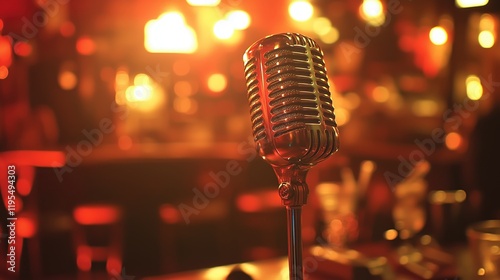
[[289, 1, 314, 22], [429, 26, 448, 45], [456, 0, 489, 8], [186, 0, 220, 6], [145, 12, 198, 53]]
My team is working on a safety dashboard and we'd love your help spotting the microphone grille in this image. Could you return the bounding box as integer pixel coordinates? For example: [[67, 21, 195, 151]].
[[244, 56, 267, 142], [243, 33, 337, 141], [265, 43, 336, 137]]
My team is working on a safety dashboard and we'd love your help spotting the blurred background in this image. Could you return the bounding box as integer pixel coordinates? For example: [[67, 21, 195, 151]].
[[1, 0, 500, 279]]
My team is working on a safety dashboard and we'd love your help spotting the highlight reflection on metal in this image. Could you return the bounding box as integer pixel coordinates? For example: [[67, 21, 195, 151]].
[[243, 33, 339, 167]]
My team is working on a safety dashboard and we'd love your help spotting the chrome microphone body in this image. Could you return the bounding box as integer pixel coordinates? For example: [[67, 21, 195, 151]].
[[243, 33, 339, 170], [243, 33, 339, 280]]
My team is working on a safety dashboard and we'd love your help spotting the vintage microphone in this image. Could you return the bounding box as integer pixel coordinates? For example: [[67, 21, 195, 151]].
[[242, 33, 339, 280]]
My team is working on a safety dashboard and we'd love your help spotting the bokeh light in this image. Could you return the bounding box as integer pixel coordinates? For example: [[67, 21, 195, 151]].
[[478, 30, 495, 48], [479, 14, 495, 31], [445, 132, 462, 150], [429, 26, 448, 45], [14, 41, 32, 57], [174, 80, 194, 97], [335, 107, 351, 126], [456, 0, 489, 8], [213, 19, 234, 40], [173, 60, 191, 76], [0, 65, 8, 79], [145, 12, 198, 53], [118, 135, 133, 150], [312, 17, 332, 36], [58, 71, 78, 90], [384, 229, 398, 240], [76, 36, 96, 55], [207, 73, 227, 94], [466, 75, 483, 100], [319, 27, 339, 44], [360, 0, 385, 26], [187, 0, 220, 6], [411, 99, 439, 117], [124, 73, 165, 112], [174, 97, 198, 114], [60, 21, 75, 37], [289, 1, 314, 22], [372, 86, 390, 103], [226, 10, 251, 30]]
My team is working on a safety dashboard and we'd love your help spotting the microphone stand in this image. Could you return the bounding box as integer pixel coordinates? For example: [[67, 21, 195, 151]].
[[275, 166, 310, 280]]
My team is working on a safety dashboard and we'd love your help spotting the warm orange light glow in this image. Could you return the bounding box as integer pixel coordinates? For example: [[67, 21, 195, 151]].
[[73, 205, 121, 225], [17, 177, 33, 196], [466, 75, 483, 100], [173, 97, 198, 114], [289, 1, 314, 22], [412, 100, 439, 116], [0, 66, 8, 79], [313, 17, 331, 36], [106, 256, 122, 275], [313, 18, 339, 44], [60, 21, 75, 37], [203, 267, 233, 279], [76, 36, 96, 55], [445, 132, 462, 150], [226, 10, 251, 30], [384, 229, 398, 240], [17, 166, 34, 196], [124, 73, 165, 111], [118, 135, 133, 150], [213, 19, 234, 40], [13, 42, 32, 57], [145, 12, 198, 53], [479, 14, 495, 31], [18, 216, 36, 238], [126, 85, 153, 102], [335, 107, 350, 126], [456, 0, 489, 8], [58, 71, 78, 90], [360, 0, 385, 26], [187, 0, 220, 6], [207, 73, 227, 93], [429, 26, 448, 45], [76, 245, 92, 272], [0, 36, 12, 67], [236, 194, 262, 213], [159, 204, 181, 224], [173, 59, 191, 76], [344, 92, 361, 109], [134, 73, 151, 86], [0, 150, 65, 167], [372, 86, 390, 103], [478, 30, 495, 48], [115, 68, 129, 105], [174, 81, 194, 97], [320, 27, 339, 44]]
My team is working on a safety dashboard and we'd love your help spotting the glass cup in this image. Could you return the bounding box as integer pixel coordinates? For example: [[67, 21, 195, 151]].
[[467, 220, 500, 279]]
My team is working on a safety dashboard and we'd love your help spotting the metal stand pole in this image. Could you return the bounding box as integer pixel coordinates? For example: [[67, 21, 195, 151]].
[[287, 206, 303, 280]]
